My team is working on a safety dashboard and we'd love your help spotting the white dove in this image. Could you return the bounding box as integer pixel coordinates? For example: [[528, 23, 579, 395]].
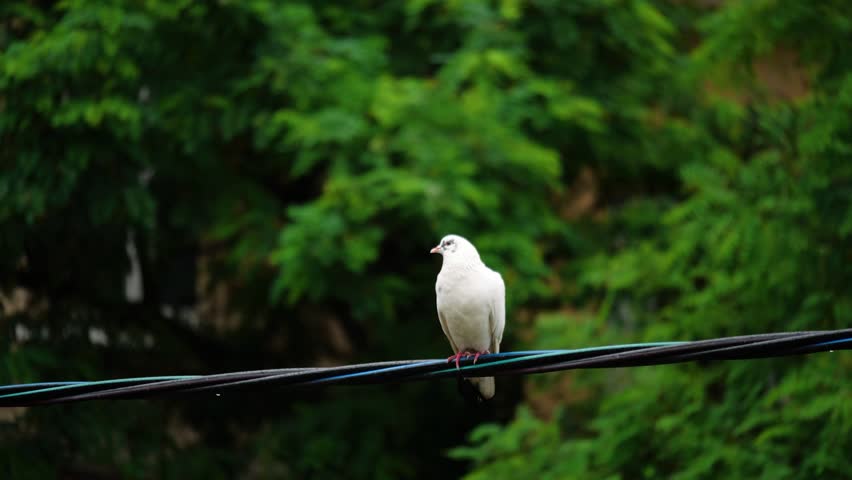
[[431, 234, 505, 400]]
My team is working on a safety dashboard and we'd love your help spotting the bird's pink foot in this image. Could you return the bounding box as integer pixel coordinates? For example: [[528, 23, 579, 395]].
[[447, 351, 476, 369], [447, 350, 489, 369], [472, 350, 491, 364]]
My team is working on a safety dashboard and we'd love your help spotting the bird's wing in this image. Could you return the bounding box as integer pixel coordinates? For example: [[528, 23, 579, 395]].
[[437, 305, 459, 353], [488, 271, 506, 354]]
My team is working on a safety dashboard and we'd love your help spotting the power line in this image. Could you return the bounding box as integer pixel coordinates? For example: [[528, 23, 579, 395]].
[[1, 329, 849, 407]]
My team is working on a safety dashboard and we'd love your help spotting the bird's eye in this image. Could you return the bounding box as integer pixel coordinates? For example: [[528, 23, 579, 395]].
[[445, 239, 454, 246]]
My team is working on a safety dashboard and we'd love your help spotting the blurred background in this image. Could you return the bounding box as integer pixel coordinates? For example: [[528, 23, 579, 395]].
[[2, 0, 851, 478]]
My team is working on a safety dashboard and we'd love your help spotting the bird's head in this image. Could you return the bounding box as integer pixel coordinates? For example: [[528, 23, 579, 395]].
[[430, 234, 479, 261]]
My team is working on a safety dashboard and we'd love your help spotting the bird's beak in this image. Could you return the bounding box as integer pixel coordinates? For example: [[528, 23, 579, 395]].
[[430, 245, 442, 254]]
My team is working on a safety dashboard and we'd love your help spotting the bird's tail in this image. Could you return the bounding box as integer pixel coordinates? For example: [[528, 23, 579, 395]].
[[468, 376, 495, 400]]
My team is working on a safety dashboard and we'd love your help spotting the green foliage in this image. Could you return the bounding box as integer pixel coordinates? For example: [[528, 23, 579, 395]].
[[450, 1, 852, 479], [2, 0, 851, 478]]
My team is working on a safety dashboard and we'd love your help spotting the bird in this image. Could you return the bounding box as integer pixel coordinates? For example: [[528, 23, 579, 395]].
[[431, 234, 505, 400]]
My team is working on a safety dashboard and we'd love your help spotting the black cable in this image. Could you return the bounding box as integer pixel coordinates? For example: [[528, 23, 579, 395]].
[[0, 329, 849, 407]]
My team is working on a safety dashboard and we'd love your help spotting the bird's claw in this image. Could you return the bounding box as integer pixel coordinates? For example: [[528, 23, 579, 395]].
[[447, 350, 491, 369], [447, 352, 471, 370], [472, 349, 490, 364], [447, 353, 462, 369]]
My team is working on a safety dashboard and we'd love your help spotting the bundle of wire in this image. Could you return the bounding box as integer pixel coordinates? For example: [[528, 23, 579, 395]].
[[2, 329, 850, 407]]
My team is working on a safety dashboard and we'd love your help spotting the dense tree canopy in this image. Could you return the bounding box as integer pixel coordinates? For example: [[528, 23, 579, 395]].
[[2, 0, 851, 478]]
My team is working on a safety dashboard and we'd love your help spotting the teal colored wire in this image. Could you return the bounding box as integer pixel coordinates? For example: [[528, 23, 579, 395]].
[[0, 376, 198, 400], [320, 342, 685, 382], [0, 331, 848, 405], [0, 342, 682, 399], [430, 341, 684, 377]]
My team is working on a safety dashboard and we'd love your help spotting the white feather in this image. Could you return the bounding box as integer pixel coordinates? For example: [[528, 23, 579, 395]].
[[433, 234, 506, 399]]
